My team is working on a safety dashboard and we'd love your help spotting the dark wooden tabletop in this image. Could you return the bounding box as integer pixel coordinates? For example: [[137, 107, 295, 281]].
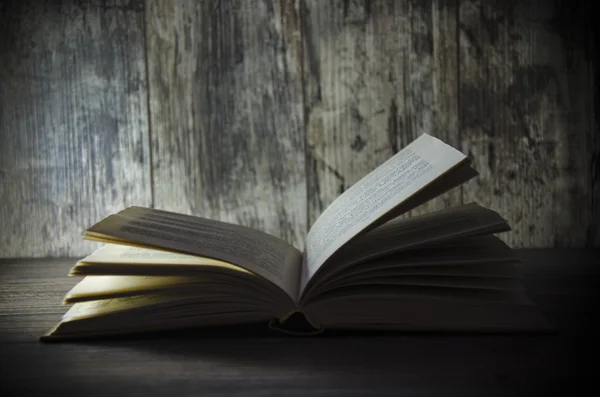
[[0, 249, 597, 396]]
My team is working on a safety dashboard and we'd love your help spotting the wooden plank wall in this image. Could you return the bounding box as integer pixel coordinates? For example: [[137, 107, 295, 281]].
[[0, 0, 597, 257], [0, 0, 151, 257], [145, 0, 307, 249], [458, 0, 597, 247]]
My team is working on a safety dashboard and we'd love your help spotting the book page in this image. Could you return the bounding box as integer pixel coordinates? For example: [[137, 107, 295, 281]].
[[318, 204, 511, 277], [300, 133, 466, 293], [75, 244, 251, 273], [61, 294, 179, 320], [303, 234, 517, 301], [63, 274, 289, 314], [85, 207, 302, 299], [64, 275, 199, 302]]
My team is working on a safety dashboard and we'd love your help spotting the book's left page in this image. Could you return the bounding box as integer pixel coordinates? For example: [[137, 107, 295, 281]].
[[67, 244, 296, 314], [84, 207, 303, 300], [71, 243, 250, 274]]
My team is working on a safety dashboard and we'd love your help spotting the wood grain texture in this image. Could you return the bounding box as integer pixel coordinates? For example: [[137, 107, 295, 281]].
[[0, 0, 151, 257], [458, 0, 598, 247], [1, 250, 599, 396], [145, 0, 307, 249], [303, 0, 462, 228], [0, 0, 597, 258]]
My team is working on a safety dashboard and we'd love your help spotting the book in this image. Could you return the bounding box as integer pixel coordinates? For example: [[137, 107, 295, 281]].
[[41, 133, 552, 341]]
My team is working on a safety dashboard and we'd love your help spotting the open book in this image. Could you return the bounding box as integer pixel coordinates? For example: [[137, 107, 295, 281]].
[[41, 134, 552, 341]]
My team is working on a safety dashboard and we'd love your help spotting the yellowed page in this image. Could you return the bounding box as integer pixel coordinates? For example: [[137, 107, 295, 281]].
[[64, 275, 200, 302], [84, 208, 302, 299], [301, 133, 466, 293], [75, 243, 250, 273], [61, 295, 178, 320], [60, 294, 272, 322]]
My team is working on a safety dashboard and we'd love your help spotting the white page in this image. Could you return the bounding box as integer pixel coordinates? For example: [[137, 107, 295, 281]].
[[300, 133, 466, 294]]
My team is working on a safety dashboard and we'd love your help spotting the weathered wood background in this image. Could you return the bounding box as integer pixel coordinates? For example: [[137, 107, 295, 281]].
[[0, 0, 598, 257]]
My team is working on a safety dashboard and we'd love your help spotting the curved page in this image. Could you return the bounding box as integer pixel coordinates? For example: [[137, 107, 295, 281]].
[[301, 133, 466, 293], [85, 207, 302, 299]]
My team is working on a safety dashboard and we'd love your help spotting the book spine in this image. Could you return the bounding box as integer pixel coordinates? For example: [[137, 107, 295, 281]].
[[267, 310, 324, 336], [279, 310, 321, 329]]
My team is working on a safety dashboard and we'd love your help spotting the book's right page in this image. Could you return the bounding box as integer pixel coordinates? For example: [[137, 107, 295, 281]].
[[301, 133, 467, 295]]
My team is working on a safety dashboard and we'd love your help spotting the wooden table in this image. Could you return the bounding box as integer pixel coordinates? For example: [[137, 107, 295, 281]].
[[1, 249, 597, 396]]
